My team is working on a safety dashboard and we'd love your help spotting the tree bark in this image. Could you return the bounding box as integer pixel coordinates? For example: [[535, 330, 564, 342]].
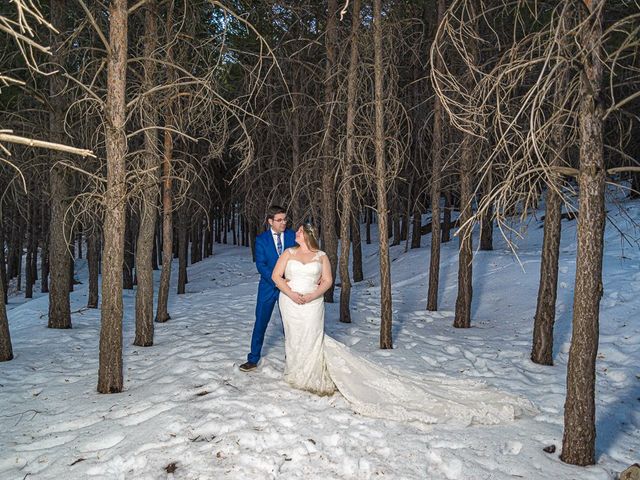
[[98, 0, 128, 394], [351, 211, 363, 283], [321, 0, 339, 303], [453, 135, 474, 329], [442, 189, 452, 243], [123, 212, 135, 290], [134, 0, 159, 347], [373, 0, 392, 349], [339, 0, 362, 324], [531, 49, 570, 365], [427, 0, 446, 311], [177, 208, 188, 295], [365, 208, 372, 244], [0, 266, 12, 362], [40, 200, 49, 294], [25, 195, 34, 299], [87, 229, 99, 308], [0, 223, 7, 304], [155, 1, 176, 324], [561, 0, 605, 465], [479, 170, 493, 251], [48, 0, 72, 329]]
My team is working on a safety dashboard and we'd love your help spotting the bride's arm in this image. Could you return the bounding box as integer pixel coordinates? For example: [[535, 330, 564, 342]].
[[272, 251, 305, 304], [303, 255, 333, 302]]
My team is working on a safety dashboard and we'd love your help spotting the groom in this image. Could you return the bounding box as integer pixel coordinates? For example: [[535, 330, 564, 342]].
[[240, 205, 296, 372]]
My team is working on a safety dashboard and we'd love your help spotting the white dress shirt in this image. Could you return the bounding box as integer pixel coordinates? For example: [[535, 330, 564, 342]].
[[271, 228, 283, 255]]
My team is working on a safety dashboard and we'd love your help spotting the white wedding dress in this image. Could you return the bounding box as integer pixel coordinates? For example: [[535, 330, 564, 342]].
[[278, 249, 536, 426]]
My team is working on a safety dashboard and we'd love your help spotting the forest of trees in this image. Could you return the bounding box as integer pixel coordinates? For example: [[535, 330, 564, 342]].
[[1, 0, 639, 467]]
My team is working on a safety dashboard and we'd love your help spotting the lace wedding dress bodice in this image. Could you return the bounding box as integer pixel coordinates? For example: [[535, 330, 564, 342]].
[[278, 248, 536, 426], [284, 249, 324, 296]]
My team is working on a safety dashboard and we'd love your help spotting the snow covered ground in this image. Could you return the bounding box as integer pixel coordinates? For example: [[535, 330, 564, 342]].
[[1, 194, 639, 479]]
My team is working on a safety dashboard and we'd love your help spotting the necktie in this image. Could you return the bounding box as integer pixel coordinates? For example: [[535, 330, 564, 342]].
[[276, 233, 283, 255]]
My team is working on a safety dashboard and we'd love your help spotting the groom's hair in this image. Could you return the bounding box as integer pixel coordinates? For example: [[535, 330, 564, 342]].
[[266, 205, 286, 220]]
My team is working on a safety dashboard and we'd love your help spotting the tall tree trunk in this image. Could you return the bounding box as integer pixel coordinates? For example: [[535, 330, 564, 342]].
[[427, 0, 446, 311], [98, 0, 128, 394], [87, 229, 99, 308], [453, 5, 477, 330], [321, 0, 339, 303], [25, 195, 34, 299], [339, 0, 362, 323], [0, 265, 12, 362], [442, 188, 452, 242], [453, 137, 474, 329], [31, 201, 39, 285], [365, 208, 371, 244], [134, 0, 159, 347], [155, 1, 175, 324], [48, 0, 72, 329], [40, 200, 50, 294], [351, 215, 363, 283], [177, 208, 188, 294], [0, 222, 7, 304], [561, 0, 605, 466], [479, 170, 494, 251], [0, 214, 11, 361], [531, 44, 570, 365], [123, 212, 134, 290], [373, 0, 392, 349], [392, 207, 401, 246]]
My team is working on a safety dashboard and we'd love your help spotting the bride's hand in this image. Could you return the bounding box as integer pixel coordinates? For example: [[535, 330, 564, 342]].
[[301, 292, 317, 303], [290, 292, 305, 305]]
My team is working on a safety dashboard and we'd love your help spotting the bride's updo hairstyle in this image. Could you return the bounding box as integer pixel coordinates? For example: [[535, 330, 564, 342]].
[[301, 223, 320, 251]]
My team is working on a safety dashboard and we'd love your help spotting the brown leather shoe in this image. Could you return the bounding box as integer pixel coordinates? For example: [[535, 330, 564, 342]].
[[239, 361, 257, 372]]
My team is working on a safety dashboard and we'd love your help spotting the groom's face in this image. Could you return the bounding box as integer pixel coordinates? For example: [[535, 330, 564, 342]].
[[269, 213, 287, 233]]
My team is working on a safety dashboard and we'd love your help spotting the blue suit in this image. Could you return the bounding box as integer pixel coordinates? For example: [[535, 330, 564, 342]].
[[247, 228, 296, 364]]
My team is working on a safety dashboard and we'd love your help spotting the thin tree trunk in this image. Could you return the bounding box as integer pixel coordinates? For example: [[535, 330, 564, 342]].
[[25, 195, 34, 299], [0, 266, 12, 362], [411, 209, 421, 248], [374, 0, 392, 349], [152, 223, 159, 270], [531, 48, 570, 365], [392, 208, 401, 246], [339, 0, 362, 324], [40, 200, 50, 294], [48, 0, 71, 328], [0, 223, 7, 304], [453, 137, 474, 329], [31, 208, 39, 285], [177, 210, 188, 295], [322, 0, 339, 303], [87, 229, 99, 308], [479, 170, 494, 251], [561, 0, 605, 465], [123, 212, 134, 290], [351, 212, 363, 283], [98, 0, 128, 394], [427, 0, 446, 311], [155, 1, 175, 324], [442, 188, 452, 243], [134, 0, 159, 347], [365, 208, 371, 244]]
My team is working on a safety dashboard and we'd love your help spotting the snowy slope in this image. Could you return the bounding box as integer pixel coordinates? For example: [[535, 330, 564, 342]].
[[0, 194, 638, 479]]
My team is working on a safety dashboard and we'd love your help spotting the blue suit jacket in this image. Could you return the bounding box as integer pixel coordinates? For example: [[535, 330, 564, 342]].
[[255, 228, 296, 300]]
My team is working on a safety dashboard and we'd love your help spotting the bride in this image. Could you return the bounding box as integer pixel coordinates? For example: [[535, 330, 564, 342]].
[[271, 224, 536, 426]]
